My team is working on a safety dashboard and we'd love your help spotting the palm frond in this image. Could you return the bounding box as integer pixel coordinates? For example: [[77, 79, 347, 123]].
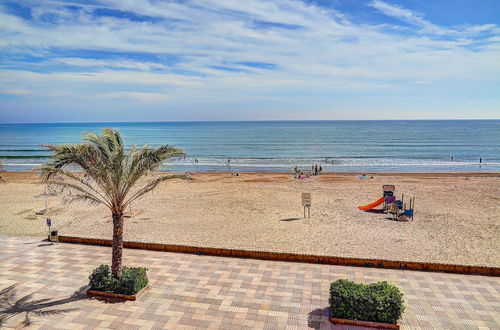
[[42, 143, 113, 193], [119, 145, 184, 201], [45, 180, 110, 207], [41, 167, 113, 207], [124, 174, 190, 206], [42, 128, 185, 214]]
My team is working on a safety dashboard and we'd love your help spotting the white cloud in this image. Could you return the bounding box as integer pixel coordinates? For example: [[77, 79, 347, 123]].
[[369, 0, 500, 36], [54, 58, 169, 71], [0, 0, 499, 120], [1, 89, 32, 95], [97, 91, 171, 102]]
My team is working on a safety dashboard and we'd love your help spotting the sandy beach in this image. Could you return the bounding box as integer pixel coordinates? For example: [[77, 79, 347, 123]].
[[0, 171, 498, 267]]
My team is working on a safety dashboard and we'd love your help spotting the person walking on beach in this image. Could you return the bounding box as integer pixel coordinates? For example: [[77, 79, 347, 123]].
[[319, 164, 322, 174], [314, 164, 318, 176], [312, 164, 315, 174]]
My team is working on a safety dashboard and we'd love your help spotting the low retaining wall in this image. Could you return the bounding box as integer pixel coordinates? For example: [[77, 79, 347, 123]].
[[330, 317, 400, 329], [58, 235, 499, 276]]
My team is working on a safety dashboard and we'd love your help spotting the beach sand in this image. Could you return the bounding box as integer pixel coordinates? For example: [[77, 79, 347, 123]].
[[0, 171, 498, 267]]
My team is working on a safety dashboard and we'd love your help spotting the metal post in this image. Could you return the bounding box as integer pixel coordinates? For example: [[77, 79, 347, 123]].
[[46, 218, 52, 244], [412, 197, 415, 221]]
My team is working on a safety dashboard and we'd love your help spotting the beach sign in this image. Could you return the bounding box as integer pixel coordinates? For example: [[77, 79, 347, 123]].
[[301, 193, 311, 206], [302, 193, 311, 218], [46, 218, 51, 227]]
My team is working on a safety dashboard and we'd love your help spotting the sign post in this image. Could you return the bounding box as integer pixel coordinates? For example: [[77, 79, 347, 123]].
[[301, 193, 311, 218], [46, 218, 52, 244]]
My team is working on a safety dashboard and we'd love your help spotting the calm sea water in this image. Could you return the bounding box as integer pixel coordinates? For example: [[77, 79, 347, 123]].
[[0, 120, 499, 172]]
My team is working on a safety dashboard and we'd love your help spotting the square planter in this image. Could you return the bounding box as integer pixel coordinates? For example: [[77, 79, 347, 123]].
[[86, 285, 150, 301]]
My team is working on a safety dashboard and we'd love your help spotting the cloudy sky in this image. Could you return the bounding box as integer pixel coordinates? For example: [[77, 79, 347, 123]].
[[1, 0, 499, 123]]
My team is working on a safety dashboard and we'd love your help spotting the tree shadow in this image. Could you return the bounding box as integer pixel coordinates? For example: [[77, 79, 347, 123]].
[[24, 238, 51, 246], [280, 217, 303, 222], [364, 209, 386, 214], [310, 307, 380, 329], [0, 283, 86, 327], [307, 306, 330, 329]]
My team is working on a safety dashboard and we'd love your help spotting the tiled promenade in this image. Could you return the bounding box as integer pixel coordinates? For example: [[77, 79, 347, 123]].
[[0, 235, 499, 329]]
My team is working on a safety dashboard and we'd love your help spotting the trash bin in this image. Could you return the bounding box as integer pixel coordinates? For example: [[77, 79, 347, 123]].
[[50, 229, 58, 242]]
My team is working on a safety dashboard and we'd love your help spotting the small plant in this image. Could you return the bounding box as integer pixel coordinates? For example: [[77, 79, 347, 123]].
[[89, 264, 148, 295], [329, 279, 404, 324]]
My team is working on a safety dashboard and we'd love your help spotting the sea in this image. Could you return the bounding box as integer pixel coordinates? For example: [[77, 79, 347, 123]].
[[0, 120, 499, 173]]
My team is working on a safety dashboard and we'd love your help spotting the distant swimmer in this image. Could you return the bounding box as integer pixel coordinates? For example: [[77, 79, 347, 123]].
[[480, 157, 482, 163], [451, 156, 454, 161]]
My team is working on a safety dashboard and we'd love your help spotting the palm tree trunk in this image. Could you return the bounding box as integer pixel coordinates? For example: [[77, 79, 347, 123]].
[[111, 212, 124, 277]]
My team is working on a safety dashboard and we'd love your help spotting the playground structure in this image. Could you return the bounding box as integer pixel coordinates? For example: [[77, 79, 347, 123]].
[[358, 184, 415, 221]]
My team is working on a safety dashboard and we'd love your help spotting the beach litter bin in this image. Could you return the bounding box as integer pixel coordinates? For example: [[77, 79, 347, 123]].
[[49, 229, 59, 243]]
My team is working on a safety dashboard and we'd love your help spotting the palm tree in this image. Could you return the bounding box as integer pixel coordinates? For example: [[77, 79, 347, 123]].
[[41, 128, 186, 276]]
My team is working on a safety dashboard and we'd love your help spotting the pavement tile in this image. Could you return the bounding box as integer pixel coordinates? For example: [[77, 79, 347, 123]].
[[0, 234, 499, 329]]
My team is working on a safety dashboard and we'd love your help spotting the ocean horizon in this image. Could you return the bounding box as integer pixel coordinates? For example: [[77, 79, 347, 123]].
[[1, 119, 499, 173]]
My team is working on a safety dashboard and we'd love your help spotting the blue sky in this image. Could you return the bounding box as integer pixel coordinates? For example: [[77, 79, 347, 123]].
[[0, 0, 499, 122]]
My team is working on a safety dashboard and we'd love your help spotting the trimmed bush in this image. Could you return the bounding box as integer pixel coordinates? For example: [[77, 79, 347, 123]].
[[329, 279, 404, 324], [89, 264, 148, 295]]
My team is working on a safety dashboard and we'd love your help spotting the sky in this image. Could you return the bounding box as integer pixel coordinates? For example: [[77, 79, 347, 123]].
[[0, 0, 499, 123]]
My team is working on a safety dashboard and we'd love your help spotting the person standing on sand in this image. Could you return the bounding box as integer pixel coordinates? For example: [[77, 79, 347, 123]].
[[312, 164, 315, 174], [314, 164, 318, 176], [319, 164, 322, 174]]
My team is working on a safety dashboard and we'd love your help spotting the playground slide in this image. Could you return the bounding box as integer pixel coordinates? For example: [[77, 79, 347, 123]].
[[358, 197, 385, 211]]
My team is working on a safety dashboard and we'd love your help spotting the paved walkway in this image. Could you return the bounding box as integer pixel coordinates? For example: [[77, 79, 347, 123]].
[[0, 235, 498, 329]]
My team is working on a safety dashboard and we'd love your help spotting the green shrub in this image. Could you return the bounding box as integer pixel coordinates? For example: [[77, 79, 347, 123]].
[[329, 279, 404, 324], [89, 265, 148, 295]]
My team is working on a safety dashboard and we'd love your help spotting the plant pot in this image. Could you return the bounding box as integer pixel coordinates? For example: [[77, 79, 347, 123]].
[[86, 285, 150, 301], [330, 317, 400, 329]]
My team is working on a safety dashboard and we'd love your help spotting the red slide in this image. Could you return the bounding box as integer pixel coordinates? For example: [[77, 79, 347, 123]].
[[358, 197, 385, 211]]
